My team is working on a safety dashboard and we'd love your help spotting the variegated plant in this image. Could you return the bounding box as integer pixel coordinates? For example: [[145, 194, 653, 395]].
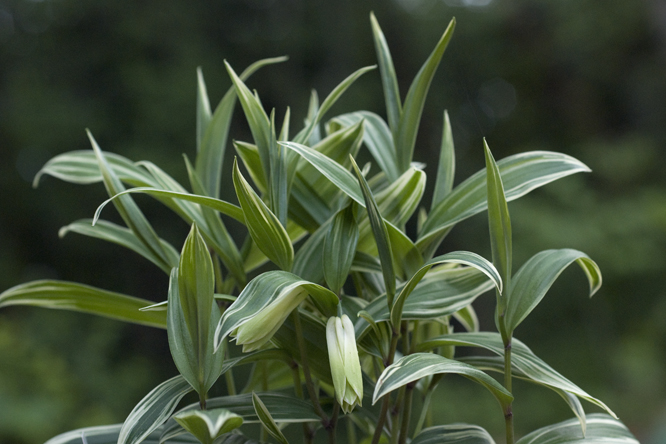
[[0, 12, 640, 444]]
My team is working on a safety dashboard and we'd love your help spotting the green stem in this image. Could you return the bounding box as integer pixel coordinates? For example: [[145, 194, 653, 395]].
[[223, 342, 237, 396], [291, 361, 313, 444], [503, 337, 514, 444], [292, 310, 328, 422], [347, 416, 357, 444], [372, 327, 401, 444], [327, 401, 340, 444], [399, 385, 414, 444], [391, 386, 406, 444]]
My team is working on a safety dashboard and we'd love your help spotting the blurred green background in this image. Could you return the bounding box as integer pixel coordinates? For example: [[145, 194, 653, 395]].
[[1, 0, 665, 442]]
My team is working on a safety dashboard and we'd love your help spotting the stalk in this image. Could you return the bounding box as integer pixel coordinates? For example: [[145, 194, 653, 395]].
[[292, 310, 328, 422], [372, 326, 401, 444], [498, 296, 514, 444], [223, 343, 237, 396], [398, 385, 414, 444], [291, 360, 313, 444], [347, 416, 358, 444]]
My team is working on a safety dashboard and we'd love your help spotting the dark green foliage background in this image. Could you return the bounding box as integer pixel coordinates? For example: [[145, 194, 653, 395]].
[[1, 0, 665, 442]]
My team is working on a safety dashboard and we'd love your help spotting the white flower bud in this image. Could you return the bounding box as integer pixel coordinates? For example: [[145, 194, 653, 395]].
[[326, 314, 363, 413]]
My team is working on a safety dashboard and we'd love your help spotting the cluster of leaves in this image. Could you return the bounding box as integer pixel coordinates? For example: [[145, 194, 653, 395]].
[[0, 13, 640, 444]]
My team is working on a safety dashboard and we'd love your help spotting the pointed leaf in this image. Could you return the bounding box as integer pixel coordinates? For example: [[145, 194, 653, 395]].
[[485, 141, 512, 297], [0, 280, 166, 328], [167, 268, 225, 395], [431, 110, 455, 208], [395, 18, 455, 171], [252, 393, 290, 444], [370, 12, 402, 136], [59, 219, 179, 274], [87, 131, 173, 269], [291, 217, 332, 283], [373, 353, 512, 407], [233, 159, 293, 271], [327, 111, 399, 181], [174, 408, 243, 444], [391, 251, 501, 326], [92, 187, 244, 226], [419, 332, 616, 418], [293, 65, 376, 145], [324, 203, 359, 294], [516, 414, 638, 444], [234, 141, 267, 193], [118, 375, 193, 444], [418, 151, 591, 258], [505, 249, 602, 333], [197, 57, 287, 197], [196, 67, 213, 154], [411, 424, 496, 444], [355, 267, 494, 338], [351, 156, 396, 305]]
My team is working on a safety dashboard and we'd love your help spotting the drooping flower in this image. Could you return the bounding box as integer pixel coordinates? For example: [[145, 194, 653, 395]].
[[326, 314, 363, 413], [234, 287, 307, 352]]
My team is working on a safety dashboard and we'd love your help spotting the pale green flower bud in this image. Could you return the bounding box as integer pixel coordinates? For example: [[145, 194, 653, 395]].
[[234, 288, 307, 352], [326, 314, 363, 413]]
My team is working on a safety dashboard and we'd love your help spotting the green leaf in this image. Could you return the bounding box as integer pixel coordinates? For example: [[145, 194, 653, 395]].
[[386, 222, 424, 280], [87, 131, 173, 270], [280, 141, 364, 205], [418, 151, 591, 258], [59, 219, 179, 274], [485, 141, 512, 296], [183, 157, 246, 288], [174, 408, 243, 444], [118, 375, 193, 444], [233, 158, 293, 271], [178, 224, 215, 349], [390, 252, 502, 326], [370, 12, 402, 136], [418, 332, 616, 418], [356, 167, 425, 256], [43, 425, 199, 444], [411, 424, 496, 444], [327, 111, 399, 182], [291, 217, 332, 282], [200, 393, 319, 423], [395, 18, 455, 172], [516, 414, 638, 444], [431, 110, 455, 209], [324, 203, 359, 294], [351, 156, 396, 306], [293, 65, 376, 146], [505, 249, 602, 333], [373, 353, 513, 407], [167, 268, 225, 396], [355, 267, 494, 338], [196, 67, 212, 154], [234, 141, 267, 194], [214, 271, 338, 351], [197, 57, 287, 198], [0, 280, 166, 328], [225, 61, 271, 181], [92, 186, 245, 226], [33, 149, 156, 188], [252, 393, 290, 444]]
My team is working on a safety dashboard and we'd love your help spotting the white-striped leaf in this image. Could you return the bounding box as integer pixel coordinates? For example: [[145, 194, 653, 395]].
[[431, 110, 455, 209], [418, 332, 616, 418], [505, 249, 602, 334], [118, 375, 193, 444], [411, 424, 496, 444], [485, 141, 512, 296], [373, 353, 512, 407], [233, 158, 293, 271], [173, 408, 243, 444], [516, 414, 638, 444], [252, 393, 289, 444], [390, 252, 501, 326], [418, 151, 591, 258], [355, 267, 494, 338], [0, 280, 166, 329], [327, 111, 399, 181], [59, 219, 179, 274], [394, 18, 455, 172], [324, 203, 359, 294]]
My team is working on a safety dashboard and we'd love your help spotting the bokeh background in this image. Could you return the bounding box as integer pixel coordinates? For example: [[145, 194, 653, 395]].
[[1, 0, 666, 442]]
